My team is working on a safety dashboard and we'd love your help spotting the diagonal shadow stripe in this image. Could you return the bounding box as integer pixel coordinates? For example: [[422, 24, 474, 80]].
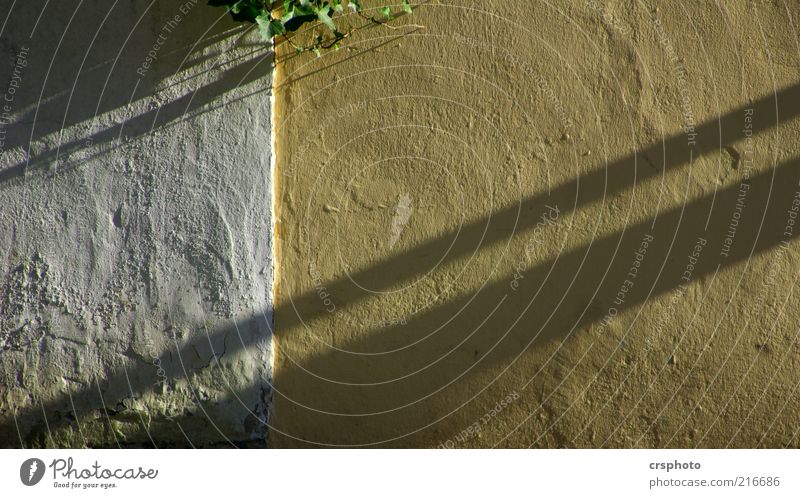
[[275, 82, 800, 336], [272, 149, 800, 446], [0, 53, 273, 185], [0, 314, 272, 448]]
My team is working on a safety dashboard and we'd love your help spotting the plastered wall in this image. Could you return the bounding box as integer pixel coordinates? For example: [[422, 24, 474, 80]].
[[0, 1, 275, 447], [272, 0, 800, 448]]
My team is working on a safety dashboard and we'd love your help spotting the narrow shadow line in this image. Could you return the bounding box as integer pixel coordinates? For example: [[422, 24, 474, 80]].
[[274, 5, 424, 67], [276, 27, 424, 87], [0, 53, 273, 185], [0, 6, 248, 158]]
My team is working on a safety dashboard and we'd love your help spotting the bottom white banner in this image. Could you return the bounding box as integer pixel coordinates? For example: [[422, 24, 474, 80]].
[[0, 449, 797, 497]]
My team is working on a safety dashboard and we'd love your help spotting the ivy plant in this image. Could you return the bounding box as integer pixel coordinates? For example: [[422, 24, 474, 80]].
[[209, 0, 413, 55]]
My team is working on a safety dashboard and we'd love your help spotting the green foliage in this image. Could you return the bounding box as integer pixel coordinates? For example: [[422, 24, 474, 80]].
[[208, 0, 413, 54]]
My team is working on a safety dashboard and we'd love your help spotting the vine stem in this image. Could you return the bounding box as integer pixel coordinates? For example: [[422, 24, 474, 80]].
[[280, 9, 424, 55]]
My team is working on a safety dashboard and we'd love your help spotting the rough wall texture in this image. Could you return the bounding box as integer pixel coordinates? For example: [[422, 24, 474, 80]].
[[273, 1, 800, 447], [0, 1, 274, 447]]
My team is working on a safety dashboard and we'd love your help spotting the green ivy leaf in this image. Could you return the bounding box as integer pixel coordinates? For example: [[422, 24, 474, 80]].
[[315, 5, 337, 32], [256, 13, 286, 40], [208, 0, 414, 54]]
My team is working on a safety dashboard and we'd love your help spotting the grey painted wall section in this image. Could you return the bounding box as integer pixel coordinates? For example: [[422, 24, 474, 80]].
[[0, 1, 274, 447]]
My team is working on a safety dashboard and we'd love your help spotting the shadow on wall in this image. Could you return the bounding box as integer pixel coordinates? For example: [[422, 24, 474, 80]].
[[2, 314, 271, 448], [269, 82, 800, 447], [2, 2, 799, 449], [0, 1, 274, 448], [0, 1, 270, 185], [4, 69, 800, 446]]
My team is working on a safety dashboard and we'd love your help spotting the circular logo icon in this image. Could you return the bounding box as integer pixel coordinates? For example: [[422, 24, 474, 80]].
[[20, 458, 45, 486]]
